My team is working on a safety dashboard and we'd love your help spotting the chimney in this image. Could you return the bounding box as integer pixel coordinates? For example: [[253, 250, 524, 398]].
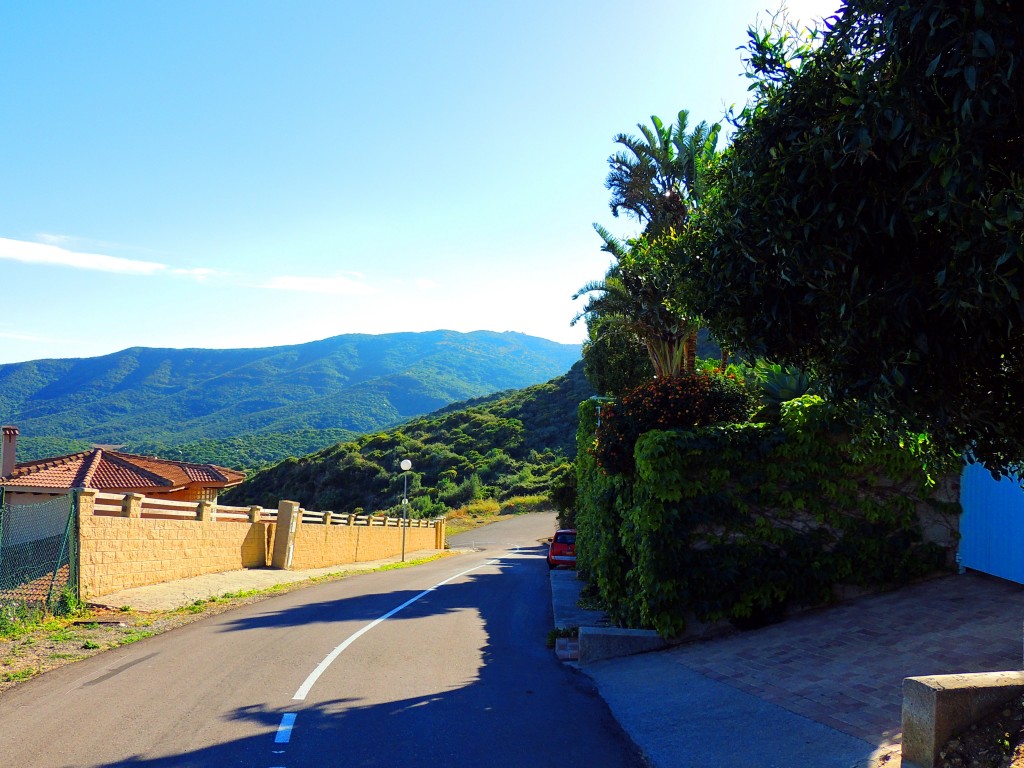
[[2, 426, 19, 477]]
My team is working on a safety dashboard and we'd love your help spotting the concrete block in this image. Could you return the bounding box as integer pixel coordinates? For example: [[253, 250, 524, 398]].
[[902, 671, 1024, 768], [578, 626, 668, 666]]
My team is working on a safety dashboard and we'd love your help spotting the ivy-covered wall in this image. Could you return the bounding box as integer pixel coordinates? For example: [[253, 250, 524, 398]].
[[575, 395, 959, 637]]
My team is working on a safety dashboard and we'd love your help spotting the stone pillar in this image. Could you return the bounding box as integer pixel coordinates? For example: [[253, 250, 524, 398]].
[[77, 488, 98, 517], [347, 513, 356, 526], [322, 511, 333, 525], [435, 516, 446, 550], [121, 492, 144, 519], [196, 500, 215, 522], [271, 500, 301, 570], [248, 505, 262, 523]]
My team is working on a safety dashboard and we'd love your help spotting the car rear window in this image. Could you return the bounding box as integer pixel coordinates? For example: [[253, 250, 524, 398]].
[[554, 532, 576, 545]]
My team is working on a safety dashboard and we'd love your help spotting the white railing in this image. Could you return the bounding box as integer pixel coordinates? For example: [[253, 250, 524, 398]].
[[91, 491, 439, 527], [301, 509, 435, 527]]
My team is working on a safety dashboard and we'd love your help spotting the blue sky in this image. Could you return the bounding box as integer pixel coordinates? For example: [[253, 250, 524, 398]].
[[0, 0, 840, 364]]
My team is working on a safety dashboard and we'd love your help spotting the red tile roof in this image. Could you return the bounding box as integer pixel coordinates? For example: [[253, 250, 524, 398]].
[[0, 449, 245, 493]]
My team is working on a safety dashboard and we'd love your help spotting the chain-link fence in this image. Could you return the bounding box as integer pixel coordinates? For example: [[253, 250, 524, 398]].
[[0, 493, 77, 608]]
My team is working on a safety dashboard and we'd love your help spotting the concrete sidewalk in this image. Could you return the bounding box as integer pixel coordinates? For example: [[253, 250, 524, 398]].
[[550, 569, 1024, 768], [89, 549, 455, 611]]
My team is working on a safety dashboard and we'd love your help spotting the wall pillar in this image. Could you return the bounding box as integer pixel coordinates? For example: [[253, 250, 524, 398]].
[[196, 500, 215, 522], [271, 500, 301, 570], [248, 505, 262, 522], [77, 488, 97, 517], [435, 517, 446, 550], [121, 493, 144, 518]]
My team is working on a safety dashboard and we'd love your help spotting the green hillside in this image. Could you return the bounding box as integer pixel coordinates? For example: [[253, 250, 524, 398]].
[[226, 361, 594, 516], [2, 330, 580, 466]]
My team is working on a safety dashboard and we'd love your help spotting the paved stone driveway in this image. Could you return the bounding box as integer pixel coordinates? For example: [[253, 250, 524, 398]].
[[667, 572, 1024, 764]]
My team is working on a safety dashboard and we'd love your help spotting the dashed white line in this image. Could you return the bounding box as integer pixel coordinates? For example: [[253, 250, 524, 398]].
[[292, 560, 497, 701], [275, 712, 297, 743]]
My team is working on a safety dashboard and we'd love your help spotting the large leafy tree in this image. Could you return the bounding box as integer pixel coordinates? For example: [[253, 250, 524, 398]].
[[691, 0, 1024, 473]]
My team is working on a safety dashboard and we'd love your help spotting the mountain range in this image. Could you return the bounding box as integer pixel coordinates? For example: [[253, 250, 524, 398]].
[[228, 360, 594, 515], [0, 330, 581, 465]]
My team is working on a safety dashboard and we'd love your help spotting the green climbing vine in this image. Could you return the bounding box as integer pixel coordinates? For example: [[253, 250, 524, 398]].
[[576, 393, 957, 638]]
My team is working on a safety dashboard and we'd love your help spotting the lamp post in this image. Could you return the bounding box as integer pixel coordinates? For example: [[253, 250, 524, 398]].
[[400, 459, 412, 561]]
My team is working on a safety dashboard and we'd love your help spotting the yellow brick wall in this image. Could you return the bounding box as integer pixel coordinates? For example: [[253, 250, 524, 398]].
[[79, 513, 269, 599], [76, 490, 445, 596], [288, 522, 440, 570]]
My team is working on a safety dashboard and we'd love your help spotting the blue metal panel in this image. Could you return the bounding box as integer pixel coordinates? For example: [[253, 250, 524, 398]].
[[960, 462, 1024, 583]]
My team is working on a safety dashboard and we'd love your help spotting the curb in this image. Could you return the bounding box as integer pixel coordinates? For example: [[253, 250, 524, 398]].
[[578, 626, 668, 665], [550, 570, 669, 665]]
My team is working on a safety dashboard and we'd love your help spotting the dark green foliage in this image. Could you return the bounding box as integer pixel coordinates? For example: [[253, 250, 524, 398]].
[[693, 0, 1024, 474], [592, 371, 755, 474], [16, 437, 94, 462], [576, 395, 955, 637], [125, 429, 359, 472], [579, 313, 654, 398], [574, 400, 642, 627], [751, 361, 813, 424], [547, 461, 578, 529], [0, 331, 580, 470], [227, 362, 595, 515]]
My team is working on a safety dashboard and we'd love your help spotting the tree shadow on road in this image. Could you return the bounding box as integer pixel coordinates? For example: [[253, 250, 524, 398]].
[[96, 549, 645, 768]]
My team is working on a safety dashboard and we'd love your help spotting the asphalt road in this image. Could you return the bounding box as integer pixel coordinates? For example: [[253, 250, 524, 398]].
[[0, 512, 644, 768]]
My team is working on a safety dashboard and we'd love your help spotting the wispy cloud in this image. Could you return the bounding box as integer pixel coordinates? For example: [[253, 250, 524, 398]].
[[0, 236, 167, 275], [415, 278, 439, 290], [0, 329, 68, 344], [258, 272, 376, 296], [0, 235, 221, 283], [1, 235, 376, 296], [35, 233, 76, 246], [171, 267, 218, 282]]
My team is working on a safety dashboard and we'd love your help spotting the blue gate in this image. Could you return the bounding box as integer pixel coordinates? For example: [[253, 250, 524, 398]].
[[959, 462, 1024, 584]]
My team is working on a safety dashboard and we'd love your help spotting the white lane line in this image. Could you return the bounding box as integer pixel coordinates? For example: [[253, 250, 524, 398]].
[[292, 560, 497, 701], [275, 712, 297, 743]]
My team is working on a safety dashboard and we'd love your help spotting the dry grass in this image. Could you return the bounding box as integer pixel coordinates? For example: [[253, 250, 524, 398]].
[[936, 694, 1024, 767], [445, 497, 554, 536]]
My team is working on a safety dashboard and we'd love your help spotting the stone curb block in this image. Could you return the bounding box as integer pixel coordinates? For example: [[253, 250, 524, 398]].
[[578, 626, 668, 665], [902, 670, 1024, 768]]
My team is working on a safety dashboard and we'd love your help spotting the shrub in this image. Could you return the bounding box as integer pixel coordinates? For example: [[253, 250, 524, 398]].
[[594, 372, 755, 474], [575, 392, 956, 638], [465, 498, 500, 516], [499, 495, 547, 515]]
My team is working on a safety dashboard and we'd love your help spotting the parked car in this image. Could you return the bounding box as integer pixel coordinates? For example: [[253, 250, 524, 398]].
[[547, 529, 576, 570]]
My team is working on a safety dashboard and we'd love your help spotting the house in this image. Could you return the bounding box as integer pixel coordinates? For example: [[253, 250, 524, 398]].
[[0, 426, 245, 505]]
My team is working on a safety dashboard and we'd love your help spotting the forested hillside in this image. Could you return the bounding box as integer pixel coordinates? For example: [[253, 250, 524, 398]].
[[3, 330, 580, 467], [226, 361, 594, 516]]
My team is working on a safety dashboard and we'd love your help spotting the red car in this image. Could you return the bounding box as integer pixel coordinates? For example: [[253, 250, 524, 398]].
[[547, 529, 576, 570]]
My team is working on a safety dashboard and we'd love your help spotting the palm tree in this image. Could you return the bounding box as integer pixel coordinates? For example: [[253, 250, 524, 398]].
[[605, 110, 721, 235], [577, 110, 719, 381], [573, 228, 699, 379]]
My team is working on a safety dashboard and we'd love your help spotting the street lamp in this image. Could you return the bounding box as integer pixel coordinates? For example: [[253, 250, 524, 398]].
[[400, 459, 412, 561]]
